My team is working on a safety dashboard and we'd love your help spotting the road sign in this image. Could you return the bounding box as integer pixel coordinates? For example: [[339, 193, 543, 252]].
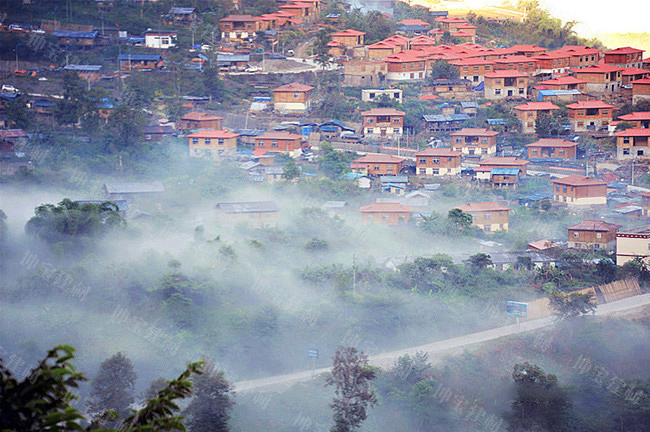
[[308, 348, 319, 359], [506, 301, 528, 318]]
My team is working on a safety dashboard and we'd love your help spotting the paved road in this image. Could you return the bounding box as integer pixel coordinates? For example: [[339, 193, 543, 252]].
[[234, 293, 650, 393]]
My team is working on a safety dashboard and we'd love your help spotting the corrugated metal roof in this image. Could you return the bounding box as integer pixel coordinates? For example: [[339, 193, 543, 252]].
[[422, 114, 470, 122], [118, 53, 162, 61], [491, 168, 521, 175], [52, 30, 98, 39]]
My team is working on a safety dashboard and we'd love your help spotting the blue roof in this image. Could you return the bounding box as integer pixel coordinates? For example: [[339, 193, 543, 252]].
[[52, 30, 98, 39], [396, 25, 430, 31], [486, 118, 508, 125], [320, 126, 339, 132], [33, 100, 53, 107], [537, 89, 582, 101], [216, 54, 250, 62], [118, 53, 162, 61], [423, 113, 470, 122], [472, 81, 484, 91], [491, 168, 521, 175], [387, 183, 406, 189]]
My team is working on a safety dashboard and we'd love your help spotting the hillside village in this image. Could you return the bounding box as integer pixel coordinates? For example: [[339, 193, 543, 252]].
[[3, 0, 650, 266], [5, 0, 650, 431]]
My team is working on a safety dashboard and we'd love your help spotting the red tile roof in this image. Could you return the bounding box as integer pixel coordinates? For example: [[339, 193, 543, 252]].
[[484, 70, 528, 78], [528, 239, 558, 250], [605, 46, 645, 55], [398, 19, 430, 26], [450, 58, 495, 66], [525, 138, 578, 148], [451, 30, 473, 37], [566, 100, 617, 110], [632, 78, 650, 85], [353, 154, 405, 164], [272, 82, 314, 92], [361, 108, 406, 116], [0, 129, 28, 138], [478, 156, 530, 166], [187, 130, 239, 139], [220, 14, 259, 22], [550, 175, 607, 186], [495, 55, 537, 64], [455, 202, 511, 212], [450, 128, 499, 137], [255, 130, 302, 140], [622, 67, 650, 75], [554, 45, 600, 56], [615, 128, 650, 137], [415, 147, 462, 157], [386, 50, 429, 63], [181, 112, 224, 121], [508, 44, 547, 53], [567, 220, 622, 232], [618, 111, 650, 121], [514, 101, 560, 111], [537, 76, 587, 85], [360, 202, 413, 213], [572, 64, 623, 73], [332, 29, 366, 36]]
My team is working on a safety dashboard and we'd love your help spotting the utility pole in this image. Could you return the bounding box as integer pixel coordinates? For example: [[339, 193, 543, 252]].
[[352, 253, 357, 295]]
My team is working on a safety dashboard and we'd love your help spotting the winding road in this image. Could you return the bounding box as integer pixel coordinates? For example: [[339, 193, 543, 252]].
[[234, 293, 650, 393]]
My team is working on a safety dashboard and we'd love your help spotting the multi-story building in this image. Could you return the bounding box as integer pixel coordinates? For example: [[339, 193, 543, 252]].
[[514, 101, 561, 134], [617, 112, 650, 128], [566, 100, 617, 132], [616, 225, 650, 265], [219, 15, 261, 42], [615, 128, 650, 159], [450, 128, 499, 157], [254, 130, 303, 153], [331, 29, 365, 46], [551, 175, 607, 206], [352, 154, 405, 176], [449, 58, 495, 84], [187, 130, 239, 159], [632, 78, 650, 104], [415, 148, 462, 176], [271, 82, 314, 113], [572, 64, 623, 94], [360, 202, 413, 225], [525, 138, 578, 159], [361, 88, 402, 104], [603, 47, 645, 69], [144, 30, 177, 49], [179, 112, 224, 131], [455, 202, 511, 232], [567, 220, 621, 251], [483, 70, 529, 100], [385, 50, 429, 81], [361, 108, 405, 139]]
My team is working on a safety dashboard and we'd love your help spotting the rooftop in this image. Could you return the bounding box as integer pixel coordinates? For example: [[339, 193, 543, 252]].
[[359, 202, 414, 213], [181, 112, 224, 121], [550, 175, 607, 186], [567, 220, 622, 232], [353, 154, 405, 164], [272, 82, 314, 92], [615, 128, 650, 137], [455, 202, 512, 212], [479, 156, 530, 166], [566, 100, 617, 110], [525, 138, 578, 148], [104, 181, 165, 194], [361, 108, 406, 116], [450, 128, 499, 137], [415, 147, 462, 157], [514, 101, 560, 111], [187, 130, 239, 139]]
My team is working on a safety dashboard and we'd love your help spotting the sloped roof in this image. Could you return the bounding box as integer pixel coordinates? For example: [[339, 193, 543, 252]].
[[272, 82, 314, 92], [528, 239, 558, 250], [216, 201, 278, 213], [415, 147, 462, 157], [514, 101, 560, 111], [484, 70, 528, 78], [572, 64, 623, 73], [479, 156, 529, 166], [615, 128, 650, 137], [550, 175, 606, 186], [450, 128, 499, 137], [0, 129, 28, 138], [455, 202, 511, 212], [255, 130, 302, 140], [359, 202, 413, 213], [567, 220, 622, 232], [181, 112, 224, 121], [332, 29, 366, 36], [525, 138, 578, 148], [353, 154, 405, 164], [220, 14, 260, 22], [622, 67, 650, 75], [618, 111, 650, 121], [361, 108, 406, 116], [491, 168, 521, 175], [605, 46, 644, 55], [537, 76, 587, 85], [566, 100, 617, 110], [187, 130, 239, 139]]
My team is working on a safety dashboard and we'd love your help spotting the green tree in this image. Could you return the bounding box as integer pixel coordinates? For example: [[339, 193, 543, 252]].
[[615, 121, 635, 132], [313, 29, 332, 71], [282, 159, 301, 181], [107, 104, 145, 168], [506, 362, 572, 431], [548, 290, 597, 319], [5, 98, 29, 130], [534, 112, 565, 136], [319, 143, 355, 179], [446, 208, 473, 233], [429, 60, 459, 81], [326, 346, 377, 432], [54, 70, 87, 136], [465, 253, 493, 271], [183, 370, 234, 432], [88, 352, 137, 419], [25, 199, 124, 244], [1, 345, 204, 431]]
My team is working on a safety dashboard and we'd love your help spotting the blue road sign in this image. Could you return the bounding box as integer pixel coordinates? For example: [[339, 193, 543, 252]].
[[308, 348, 319, 359], [506, 301, 528, 318]]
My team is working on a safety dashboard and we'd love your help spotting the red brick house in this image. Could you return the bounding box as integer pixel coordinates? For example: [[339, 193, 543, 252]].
[[415, 148, 462, 177], [621, 67, 650, 86], [572, 64, 623, 94], [449, 58, 495, 84], [617, 112, 650, 129], [514, 101, 560, 134], [552, 45, 601, 69], [219, 15, 261, 42], [567, 220, 621, 251], [483, 70, 529, 100], [450, 128, 499, 157], [632, 78, 650, 104], [476, 156, 529, 178], [360, 202, 413, 225], [254, 130, 303, 153], [533, 51, 574, 75], [455, 202, 511, 232], [537, 76, 587, 92], [551, 175, 607, 206], [272, 82, 314, 113], [331, 29, 365, 46], [525, 138, 578, 159], [361, 108, 405, 139], [385, 50, 429, 81], [603, 47, 645, 69], [352, 154, 405, 176], [615, 128, 650, 160], [187, 130, 239, 159], [436, 16, 468, 33], [179, 112, 224, 130], [566, 100, 617, 132], [494, 55, 538, 75]]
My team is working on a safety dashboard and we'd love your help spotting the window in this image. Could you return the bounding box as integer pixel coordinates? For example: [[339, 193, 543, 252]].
[[205, 138, 211, 145], [271, 141, 278, 147], [432, 169, 439, 175], [218, 139, 224, 145], [623, 137, 630, 144], [573, 232, 579, 238], [596, 233, 602, 239], [563, 186, 567, 193], [393, 118, 400, 123], [531, 149, 537, 154], [432, 158, 440, 164], [455, 137, 463, 143], [145, 135, 152, 140], [366, 215, 373, 222], [495, 89, 501, 95], [594, 244, 600, 249], [480, 138, 488, 144], [374, 165, 380, 171], [559, 149, 564, 155], [387, 165, 393, 171], [623, 149, 630, 155], [192, 138, 199, 145], [382, 215, 390, 221], [419, 168, 426, 174], [293, 93, 300, 99], [369, 92, 375, 99], [367, 118, 374, 123], [519, 88, 525, 94], [484, 213, 491, 220], [419, 158, 427, 164], [259, 140, 265, 147]]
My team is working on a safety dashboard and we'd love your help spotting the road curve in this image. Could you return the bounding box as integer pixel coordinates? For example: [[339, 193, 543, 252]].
[[234, 293, 650, 393]]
